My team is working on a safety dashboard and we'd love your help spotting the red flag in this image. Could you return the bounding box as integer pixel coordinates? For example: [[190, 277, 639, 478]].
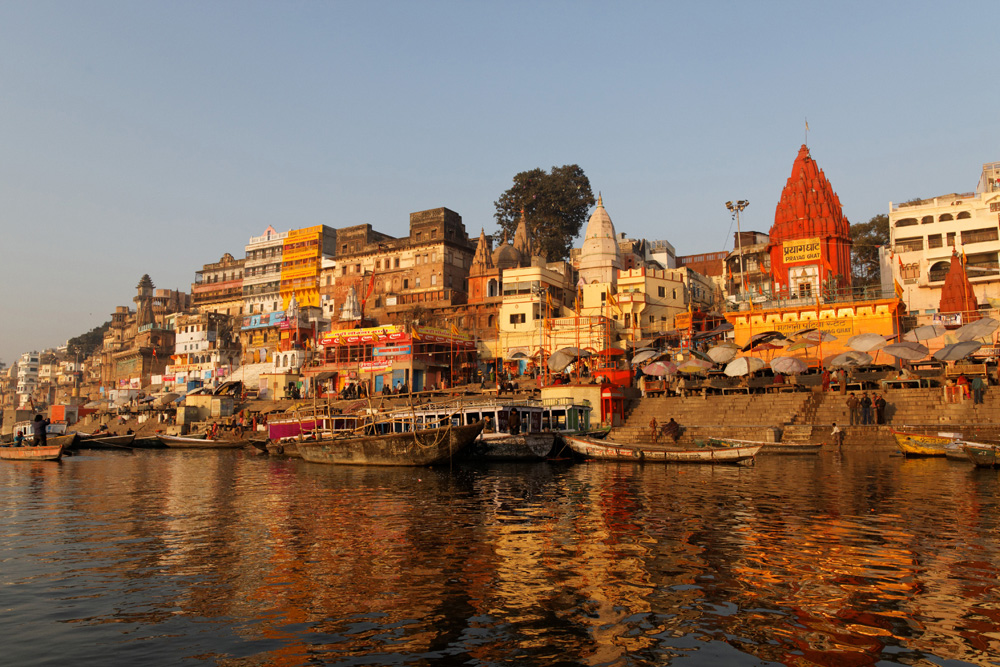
[[366, 271, 376, 300]]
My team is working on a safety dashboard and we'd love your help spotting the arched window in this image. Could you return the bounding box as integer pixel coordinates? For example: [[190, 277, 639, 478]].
[[939, 213, 954, 221], [488, 278, 498, 298], [922, 215, 934, 224], [895, 217, 918, 227], [929, 260, 950, 282], [487, 315, 494, 329], [957, 211, 972, 219]]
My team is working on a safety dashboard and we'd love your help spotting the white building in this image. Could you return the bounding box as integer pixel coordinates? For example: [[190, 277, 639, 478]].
[[243, 225, 288, 316], [889, 162, 1000, 314], [15, 351, 39, 407]]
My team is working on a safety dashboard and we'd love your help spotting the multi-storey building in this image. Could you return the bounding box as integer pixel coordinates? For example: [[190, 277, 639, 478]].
[[15, 351, 39, 407], [280, 225, 337, 310], [101, 275, 175, 396], [192, 253, 246, 317], [167, 311, 241, 388], [888, 161, 1000, 315], [243, 226, 288, 316]]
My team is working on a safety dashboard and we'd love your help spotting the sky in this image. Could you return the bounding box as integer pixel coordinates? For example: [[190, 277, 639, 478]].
[[1, 1, 996, 367]]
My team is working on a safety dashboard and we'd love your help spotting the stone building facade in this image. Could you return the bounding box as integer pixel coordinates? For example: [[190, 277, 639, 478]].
[[192, 253, 246, 317]]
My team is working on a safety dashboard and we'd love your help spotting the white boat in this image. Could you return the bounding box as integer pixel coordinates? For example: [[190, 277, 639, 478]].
[[564, 434, 761, 464]]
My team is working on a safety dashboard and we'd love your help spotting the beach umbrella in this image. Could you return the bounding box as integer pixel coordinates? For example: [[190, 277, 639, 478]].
[[742, 331, 788, 352], [801, 330, 837, 343], [642, 361, 677, 376], [706, 344, 739, 364], [770, 356, 808, 374], [724, 356, 766, 377], [548, 347, 590, 372], [904, 324, 947, 342], [631, 349, 660, 366], [882, 342, 929, 361], [934, 341, 982, 361], [688, 348, 715, 362], [676, 359, 714, 374], [828, 351, 873, 368], [955, 317, 999, 342], [786, 338, 820, 352], [847, 333, 890, 353]]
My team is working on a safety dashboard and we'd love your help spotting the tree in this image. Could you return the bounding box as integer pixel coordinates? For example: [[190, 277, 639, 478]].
[[850, 214, 889, 288], [67, 321, 111, 359], [493, 165, 595, 263]]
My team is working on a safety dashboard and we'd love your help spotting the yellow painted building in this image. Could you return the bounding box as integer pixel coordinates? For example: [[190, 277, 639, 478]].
[[279, 225, 337, 308]]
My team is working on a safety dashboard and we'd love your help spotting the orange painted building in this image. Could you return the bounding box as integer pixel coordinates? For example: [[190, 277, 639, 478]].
[[767, 145, 853, 300]]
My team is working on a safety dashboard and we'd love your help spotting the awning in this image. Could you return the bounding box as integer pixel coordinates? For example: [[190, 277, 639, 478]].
[[312, 371, 337, 381]]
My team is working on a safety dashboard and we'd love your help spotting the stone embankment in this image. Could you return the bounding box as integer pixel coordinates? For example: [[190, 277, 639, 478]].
[[614, 386, 1000, 450]]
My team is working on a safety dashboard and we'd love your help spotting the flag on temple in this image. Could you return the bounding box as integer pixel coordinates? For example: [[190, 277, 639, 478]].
[[411, 329, 422, 341], [450, 324, 460, 337]]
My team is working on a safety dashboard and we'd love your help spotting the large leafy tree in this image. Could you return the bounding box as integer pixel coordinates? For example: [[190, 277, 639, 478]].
[[493, 165, 595, 262], [850, 213, 889, 287]]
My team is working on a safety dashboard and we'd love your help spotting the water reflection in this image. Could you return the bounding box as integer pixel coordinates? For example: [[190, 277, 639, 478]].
[[1, 450, 999, 665]]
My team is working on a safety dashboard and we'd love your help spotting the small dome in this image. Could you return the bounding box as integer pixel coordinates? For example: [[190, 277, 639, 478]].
[[492, 242, 522, 270]]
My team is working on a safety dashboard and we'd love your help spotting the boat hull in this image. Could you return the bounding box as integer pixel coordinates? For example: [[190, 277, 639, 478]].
[[157, 434, 248, 449], [892, 430, 953, 457], [564, 435, 760, 464], [76, 434, 136, 449], [1, 444, 64, 461], [470, 432, 556, 461], [961, 442, 999, 468], [298, 421, 484, 466]]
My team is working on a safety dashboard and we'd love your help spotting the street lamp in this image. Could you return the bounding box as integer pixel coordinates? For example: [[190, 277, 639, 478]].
[[726, 200, 749, 299]]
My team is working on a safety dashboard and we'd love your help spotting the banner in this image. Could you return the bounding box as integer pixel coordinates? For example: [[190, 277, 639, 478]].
[[782, 238, 822, 264], [374, 345, 411, 357]]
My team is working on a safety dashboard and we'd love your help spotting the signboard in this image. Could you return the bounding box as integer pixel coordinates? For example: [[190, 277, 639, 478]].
[[360, 360, 391, 372], [782, 238, 822, 264], [320, 324, 404, 347], [242, 312, 289, 330], [374, 345, 411, 357]]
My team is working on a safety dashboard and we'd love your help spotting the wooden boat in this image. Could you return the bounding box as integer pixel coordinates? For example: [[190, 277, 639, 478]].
[[891, 430, 955, 457], [960, 442, 1000, 468], [76, 434, 136, 450], [564, 434, 761, 464], [266, 440, 300, 458], [297, 421, 484, 466], [1, 444, 65, 461], [131, 436, 165, 449], [708, 438, 822, 455], [157, 434, 248, 449], [470, 432, 557, 461]]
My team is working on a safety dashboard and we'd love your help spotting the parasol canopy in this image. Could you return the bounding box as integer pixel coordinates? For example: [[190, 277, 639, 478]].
[[786, 338, 820, 352], [800, 329, 837, 343], [630, 349, 660, 366], [724, 356, 766, 377], [847, 333, 890, 352], [642, 361, 677, 376], [828, 351, 873, 368], [882, 342, 929, 361], [675, 358, 714, 374], [933, 341, 983, 361], [770, 356, 808, 374], [742, 331, 788, 352], [955, 317, 999, 342], [903, 324, 946, 342], [548, 347, 591, 372], [706, 344, 740, 364]]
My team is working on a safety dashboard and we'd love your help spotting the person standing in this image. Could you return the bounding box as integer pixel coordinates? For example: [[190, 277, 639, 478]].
[[972, 375, 985, 405], [821, 368, 832, 392], [873, 393, 887, 424], [846, 392, 860, 426], [31, 415, 50, 446], [838, 369, 848, 396], [831, 422, 844, 448], [650, 417, 659, 444], [860, 393, 873, 425], [508, 408, 521, 435]]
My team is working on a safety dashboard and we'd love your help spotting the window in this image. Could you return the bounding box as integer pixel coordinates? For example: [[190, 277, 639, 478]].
[[957, 211, 972, 220], [798, 282, 812, 298], [895, 217, 918, 227], [922, 215, 934, 224], [403, 279, 409, 289], [431, 275, 437, 285], [961, 228, 999, 245], [895, 237, 924, 252], [509, 313, 526, 324], [649, 315, 655, 323], [939, 213, 954, 222], [376, 260, 381, 269], [355, 264, 361, 273], [431, 229, 437, 239], [928, 234, 943, 249], [394, 258, 400, 268], [416, 232, 422, 242], [415, 277, 421, 287]]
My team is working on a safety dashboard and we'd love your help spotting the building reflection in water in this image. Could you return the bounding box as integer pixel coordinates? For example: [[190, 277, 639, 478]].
[[4, 449, 1000, 665]]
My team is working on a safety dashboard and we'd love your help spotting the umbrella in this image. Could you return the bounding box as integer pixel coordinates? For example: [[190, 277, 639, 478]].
[[786, 338, 820, 352], [688, 348, 715, 362], [801, 330, 837, 343], [642, 361, 677, 376], [742, 332, 789, 352], [955, 317, 999, 342], [770, 356, 808, 374], [724, 356, 766, 377], [631, 349, 660, 366], [847, 333, 890, 352], [934, 341, 982, 361], [904, 324, 946, 342], [882, 342, 929, 361], [675, 359, 714, 374], [706, 344, 739, 364], [828, 351, 873, 368]]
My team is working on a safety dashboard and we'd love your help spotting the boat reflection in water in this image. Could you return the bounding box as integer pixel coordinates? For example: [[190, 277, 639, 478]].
[[1, 449, 999, 665]]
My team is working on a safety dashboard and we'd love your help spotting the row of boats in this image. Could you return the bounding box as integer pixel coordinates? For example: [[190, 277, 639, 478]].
[[1, 397, 824, 466], [892, 430, 1000, 467]]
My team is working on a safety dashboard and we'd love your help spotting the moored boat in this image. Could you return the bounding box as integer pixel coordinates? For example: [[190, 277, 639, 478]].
[[891, 430, 955, 457], [157, 434, 248, 449], [470, 431, 557, 461], [297, 421, 484, 466], [1, 444, 65, 461], [960, 441, 1000, 468], [564, 434, 761, 464], [76, 434, 136, 450], [709, 438, 822, 455]]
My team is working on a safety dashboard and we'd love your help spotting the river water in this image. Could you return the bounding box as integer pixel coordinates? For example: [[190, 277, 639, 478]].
[[2, 448, 999, 666]]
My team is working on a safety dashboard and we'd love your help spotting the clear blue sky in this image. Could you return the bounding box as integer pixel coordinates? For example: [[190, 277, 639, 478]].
[[1, 1, 996, 366]]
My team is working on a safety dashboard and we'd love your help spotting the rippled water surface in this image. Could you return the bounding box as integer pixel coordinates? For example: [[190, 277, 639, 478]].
[[2, 448, 1000, 666]]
